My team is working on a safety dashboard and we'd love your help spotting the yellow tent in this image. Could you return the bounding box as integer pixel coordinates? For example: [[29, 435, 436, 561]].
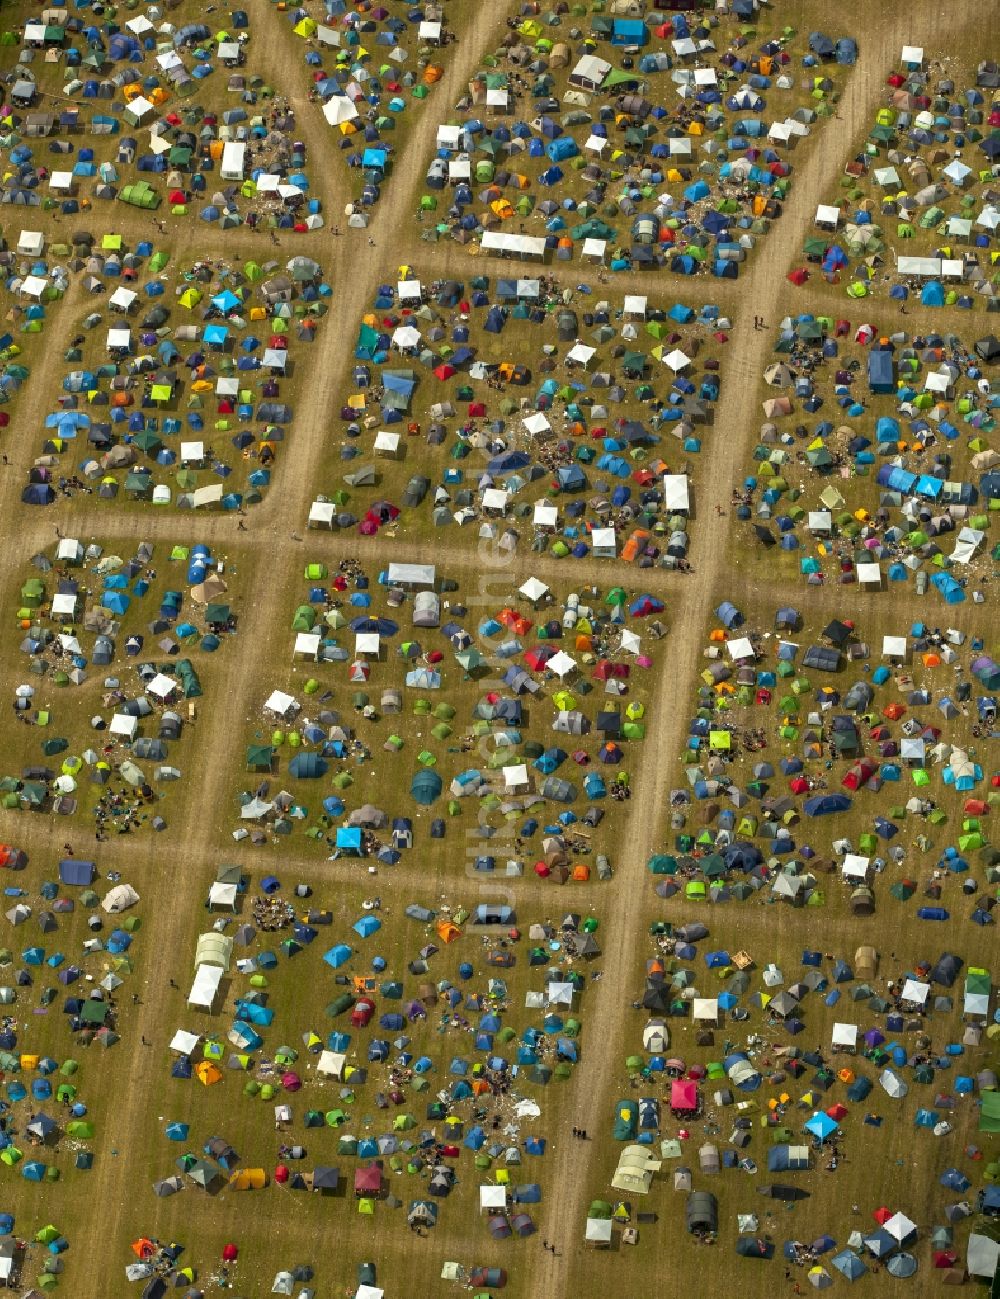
[[195, 1061, 222, 1086], [293, 16, 317, 37], [228, 1168, 267, 1190]]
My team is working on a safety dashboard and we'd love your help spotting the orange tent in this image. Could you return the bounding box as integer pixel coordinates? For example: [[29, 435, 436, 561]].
[[132, 1239, 156, 1260], [571, 863, 590, 882], [195, 1061, 223, 1086], [436, 919, 460, 944]]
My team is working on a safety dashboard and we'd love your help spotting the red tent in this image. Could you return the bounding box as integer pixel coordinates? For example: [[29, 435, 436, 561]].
[[670, 1079, 698, 1112], [354, 1166, 383, 1196]]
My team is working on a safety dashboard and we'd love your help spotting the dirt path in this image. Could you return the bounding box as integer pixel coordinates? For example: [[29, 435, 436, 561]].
[[526, 5, 964, 1280], [1, 1, 984, 1290], [58, 4, 525, 1287]]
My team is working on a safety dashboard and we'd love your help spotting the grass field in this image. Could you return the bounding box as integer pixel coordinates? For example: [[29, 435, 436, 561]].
[[226, 559, 667, 888], [1, 536, 246, 836], [0, 0, 997, 1296]]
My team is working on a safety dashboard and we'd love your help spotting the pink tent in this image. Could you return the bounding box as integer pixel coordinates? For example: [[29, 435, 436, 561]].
[[670, 1079, 698, 1112]]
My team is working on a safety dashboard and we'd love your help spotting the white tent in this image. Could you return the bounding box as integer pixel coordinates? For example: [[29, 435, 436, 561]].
[[900, 978, 929, 1006], [547, 651, 577, 678], [264, 690, 299, 719], [479, 1186, 507, 1212], [841, 854, 870, 881], [308, 500, 335, 528], [147, 672, 177, 702], [523, 412, 551, 437], [322, 97, 359, 126], [831, 1022, 858, 1051], [102, 882, 140, 913], [52, 592, 77, 618], [885, 1211, 917, 1245], [169, 1029, 200, 1055], [567, 343, 596, 367], [585, 1218, 613, 1245], [663, 474, 690, 513], [662, 348, 691, 373], [519, 576, 549, 602], [726, 637, 755, 661], [208, 882, 238, 911], [317, 1050, 346, 1079], [481, 231, 546, 259], [188, 964, 223, 1009], [294, 632, 321, 662], [856, 562, 881, 590]]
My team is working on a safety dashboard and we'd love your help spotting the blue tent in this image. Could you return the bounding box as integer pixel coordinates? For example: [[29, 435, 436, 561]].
[[353, 915, 381, 938], [323, 944, 353, 969], [288, 752, 328, 779], [803, 794, 851, 816], [832, 1249, 868, 1281], [58, 859, 95, 886], [410, 770, 442, 804], [803, 1112, 838, 1141], [335, 827, 363, 854]]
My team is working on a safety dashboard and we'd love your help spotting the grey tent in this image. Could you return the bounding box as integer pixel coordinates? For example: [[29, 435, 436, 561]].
[[686, 1191, 717, 1234]]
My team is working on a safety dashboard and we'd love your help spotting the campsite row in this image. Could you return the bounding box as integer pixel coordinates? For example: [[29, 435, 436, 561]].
[[1, 0, 325, 230], [308, 269, 727, 562], [4, 537, 241, 832], [664, 600, 1000, 921], [136, 871, 601, 1291], [418, 11, 854, 272], [583, 917, 997, 1283], [16, 238, 329, 509], [801, 48, 999, 307], [286, 0, 459, 224], [235, 560, 663, 884], [0, 848, 144, 1292], [737, 314, 1000, 593]]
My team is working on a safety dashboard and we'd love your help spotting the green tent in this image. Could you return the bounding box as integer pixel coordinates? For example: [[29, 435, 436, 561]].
[[246, 745, 274, 773], [980, 1089, 1000, 1134]]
